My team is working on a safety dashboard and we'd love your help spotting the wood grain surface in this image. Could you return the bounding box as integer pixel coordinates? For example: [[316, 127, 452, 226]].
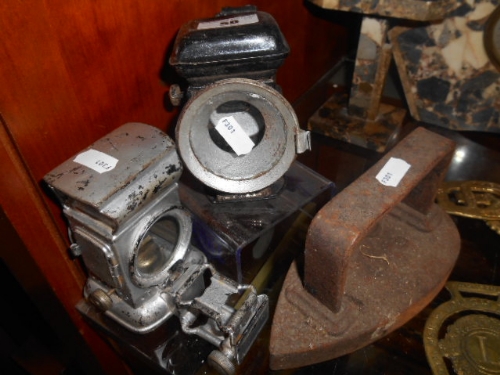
[[0, 1, 345, 373]]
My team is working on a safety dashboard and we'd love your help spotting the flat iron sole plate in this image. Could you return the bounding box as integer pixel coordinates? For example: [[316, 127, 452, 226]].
[[269, 203, 460, 369]]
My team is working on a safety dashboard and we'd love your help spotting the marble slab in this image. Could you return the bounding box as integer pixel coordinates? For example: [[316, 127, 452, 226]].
[[308, 0, 458, 21], [349, 17, 391, 120], [390, 0, 500, 133], [308, 90, 406, 152]]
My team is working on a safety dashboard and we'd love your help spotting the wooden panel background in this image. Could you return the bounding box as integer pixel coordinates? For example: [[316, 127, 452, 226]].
[[0, 0, 345, 372]]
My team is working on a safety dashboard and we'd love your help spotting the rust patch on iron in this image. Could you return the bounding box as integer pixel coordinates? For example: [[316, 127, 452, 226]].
[[270, 127, 460, 369]]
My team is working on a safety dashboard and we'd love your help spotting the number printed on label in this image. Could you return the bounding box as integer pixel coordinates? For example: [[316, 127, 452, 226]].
[[380, 172, 393, 184], [74, 149, 119, 174], [95, 160, 113, 171], [375, 157, 411, 187], [215, 116, 255, 156], [197, 14, 259, 30], [221, 118, 235, 134]]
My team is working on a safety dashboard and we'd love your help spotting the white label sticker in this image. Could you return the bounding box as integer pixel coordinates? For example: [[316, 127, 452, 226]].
[[73, 149, 118, 174], [375, 157, 411, 187], [215, 116, 255, 156], [197, 14, 259, 30]]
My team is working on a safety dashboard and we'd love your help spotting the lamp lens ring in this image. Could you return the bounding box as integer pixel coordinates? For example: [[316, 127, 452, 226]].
[[132, 208, 192, 287]]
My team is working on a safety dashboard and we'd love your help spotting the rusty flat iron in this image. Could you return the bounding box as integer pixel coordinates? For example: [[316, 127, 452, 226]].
[[269, 127, 461, 369]]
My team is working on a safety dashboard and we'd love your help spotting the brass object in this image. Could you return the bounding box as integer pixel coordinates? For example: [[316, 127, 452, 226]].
[[424, 282, 500, 375], [437, 181, 500, 235], [486, 220, 500, 235]]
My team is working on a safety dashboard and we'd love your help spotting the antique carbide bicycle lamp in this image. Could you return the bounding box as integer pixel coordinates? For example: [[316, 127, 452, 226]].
[[44, 123, 268, 375], [169, 5, 311, 197]]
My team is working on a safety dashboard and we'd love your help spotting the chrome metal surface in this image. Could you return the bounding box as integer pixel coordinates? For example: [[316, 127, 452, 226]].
[[131, 208, 192, 288], [45, 122, 184, 313], [169, 84, 184, 107], [44, 123, 269, 373], [88, 288, 114, 312]]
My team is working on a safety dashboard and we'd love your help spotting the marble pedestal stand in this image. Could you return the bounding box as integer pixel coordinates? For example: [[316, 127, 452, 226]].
[[307, 0, 458, 152]]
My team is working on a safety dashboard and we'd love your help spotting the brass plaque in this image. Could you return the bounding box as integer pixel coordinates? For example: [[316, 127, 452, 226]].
[[437, 181, 500, 236], [424, 282, 500, 375]]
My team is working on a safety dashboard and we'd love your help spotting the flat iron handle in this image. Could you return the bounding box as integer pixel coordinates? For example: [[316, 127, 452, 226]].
[[304, 127, 455, 313]]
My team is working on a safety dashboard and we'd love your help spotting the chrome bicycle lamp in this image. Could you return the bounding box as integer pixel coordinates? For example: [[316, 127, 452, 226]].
[[44, 123, 268, 374]]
